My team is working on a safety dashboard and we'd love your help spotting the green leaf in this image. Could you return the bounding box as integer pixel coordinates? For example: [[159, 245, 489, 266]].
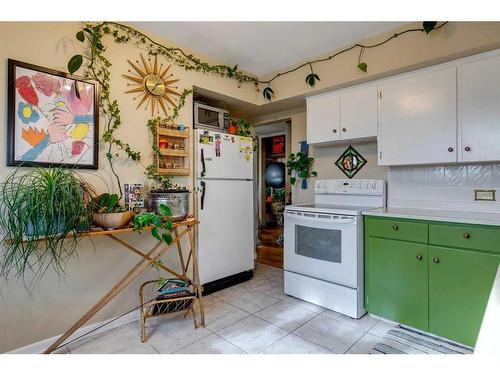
[[305, 73, 320, 87], [165, 221, 173, 230], [151, 227, 161, 241], [151, 216, 162, 227], [158, 204, 171, 217], [357, 62, 368, 73], [298, 170, 308, 178], [423, 21, 437, 34], [68, 54, 83, 74], [263, 86, 275, 101], [76, 31, 85, 42], [290, 177, 296, 185], [162, 233, 173, 245], [108, 194, 119, 211]]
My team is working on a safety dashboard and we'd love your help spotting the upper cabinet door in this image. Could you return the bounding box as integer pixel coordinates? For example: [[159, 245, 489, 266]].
[[306, 93, 340, 144], [378, 67, 457, 165], [460, 55, 500, 162], [340, 85, 378, 140]]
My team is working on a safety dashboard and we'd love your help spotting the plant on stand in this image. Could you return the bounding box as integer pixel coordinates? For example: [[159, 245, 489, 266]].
[[0, 167, 94, 282], [145, 173, 190, 222], [91, 193, 135, 229], [286, 152, 318, 187]]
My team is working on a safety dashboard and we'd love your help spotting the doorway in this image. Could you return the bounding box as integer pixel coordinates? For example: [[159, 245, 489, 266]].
[[255, 120, 291, 269]]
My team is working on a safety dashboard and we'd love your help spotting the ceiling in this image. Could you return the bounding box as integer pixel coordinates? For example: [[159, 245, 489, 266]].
[[132, 22, 407, 76]]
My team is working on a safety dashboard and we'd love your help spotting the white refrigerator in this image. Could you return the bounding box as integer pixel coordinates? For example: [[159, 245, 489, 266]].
[[194, 129, 255, 286]]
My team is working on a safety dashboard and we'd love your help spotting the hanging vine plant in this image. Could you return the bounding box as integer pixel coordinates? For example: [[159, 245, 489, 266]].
[[65, 21, 448, 194], [69, 22, 448, 108]]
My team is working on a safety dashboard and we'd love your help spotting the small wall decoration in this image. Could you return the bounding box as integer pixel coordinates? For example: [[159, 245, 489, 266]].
[[123, 53, 180, 117], [271, 135, 285, 156], [335, 145, 367, 179], [7, 59, 99, 168], [124, 183, 145, 211]]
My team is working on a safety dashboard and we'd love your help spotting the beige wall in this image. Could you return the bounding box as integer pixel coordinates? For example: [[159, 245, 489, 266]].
[[0, 21, 258, 353], [2, 21, 500, 352]]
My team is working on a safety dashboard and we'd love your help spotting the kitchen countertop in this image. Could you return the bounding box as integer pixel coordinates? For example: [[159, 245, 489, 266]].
[[362, 207, 500, 226]]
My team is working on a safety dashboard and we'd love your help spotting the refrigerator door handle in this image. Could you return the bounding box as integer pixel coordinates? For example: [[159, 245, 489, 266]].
[[200, 181, 206, 210], [201, 148, 206, 177]]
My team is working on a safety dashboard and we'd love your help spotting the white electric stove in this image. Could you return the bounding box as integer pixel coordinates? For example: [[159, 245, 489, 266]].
[[284, 179, 385, 318]]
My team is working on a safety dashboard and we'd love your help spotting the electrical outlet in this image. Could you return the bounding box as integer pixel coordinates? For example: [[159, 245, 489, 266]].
[[474, 189, 496, 202]]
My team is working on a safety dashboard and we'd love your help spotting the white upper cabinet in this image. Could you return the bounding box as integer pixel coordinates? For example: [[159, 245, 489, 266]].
[[378, 67, 457, 165], [340, 85, 378, 140], [307, 85, 377, 145], [306, 93, 340, 144], [459, 54, 500, 162]]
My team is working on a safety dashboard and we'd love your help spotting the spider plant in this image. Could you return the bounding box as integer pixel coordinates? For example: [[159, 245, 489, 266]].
[[0, 167, 94, 283]]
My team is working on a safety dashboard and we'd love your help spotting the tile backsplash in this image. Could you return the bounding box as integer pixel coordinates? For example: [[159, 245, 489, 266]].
[[388, 164, 500, 212]]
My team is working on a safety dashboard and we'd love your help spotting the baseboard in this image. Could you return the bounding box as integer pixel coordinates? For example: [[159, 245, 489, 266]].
[[7, 310, 140, 354], [202, 270, 253, 295]]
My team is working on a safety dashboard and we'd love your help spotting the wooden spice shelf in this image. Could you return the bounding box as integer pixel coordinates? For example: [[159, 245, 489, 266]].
[[158, 149, 189, 157], [158, 168, 190, 176], [157, 128, 189, 138], [156, 125, 190, 176]]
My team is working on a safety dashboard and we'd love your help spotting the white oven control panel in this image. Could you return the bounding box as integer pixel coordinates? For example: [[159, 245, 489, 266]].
[[314, 179, 385, 196]]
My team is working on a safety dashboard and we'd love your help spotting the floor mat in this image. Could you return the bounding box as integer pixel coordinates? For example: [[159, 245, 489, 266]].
[[372, 326, 473, 354]]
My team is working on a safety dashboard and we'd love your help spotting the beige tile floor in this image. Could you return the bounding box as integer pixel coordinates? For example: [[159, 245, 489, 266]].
[[64, 263, 395, 354]]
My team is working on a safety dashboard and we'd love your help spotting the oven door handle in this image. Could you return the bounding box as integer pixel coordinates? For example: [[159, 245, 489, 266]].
[[284, 212, 356, 224]]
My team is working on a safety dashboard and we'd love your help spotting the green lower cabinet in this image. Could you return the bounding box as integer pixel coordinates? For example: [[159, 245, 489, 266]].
[[368, 237, 429, 331], [428, 246, 500, 347]]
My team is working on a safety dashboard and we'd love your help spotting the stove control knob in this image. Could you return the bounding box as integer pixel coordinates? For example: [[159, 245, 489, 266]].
[[371, 183, 377, 189]]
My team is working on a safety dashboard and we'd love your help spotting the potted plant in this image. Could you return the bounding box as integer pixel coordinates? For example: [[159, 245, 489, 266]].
[[286, 152, 318, 188], [228, 121, 238, 135], [91, 193, 135, 229], [146, 174, 189, 222], [0, 167, 94, 279]]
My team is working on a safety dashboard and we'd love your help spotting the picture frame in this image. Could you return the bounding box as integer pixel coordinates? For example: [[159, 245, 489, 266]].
[[7, 59, 99, 169]]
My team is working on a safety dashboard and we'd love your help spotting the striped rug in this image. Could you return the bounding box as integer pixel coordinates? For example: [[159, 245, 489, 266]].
[[372, 326, 474, 354]]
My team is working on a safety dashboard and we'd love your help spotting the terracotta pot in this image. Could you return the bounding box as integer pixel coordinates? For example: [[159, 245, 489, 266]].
[[229, 123, 238, 135], [92, 211, 135, 229]]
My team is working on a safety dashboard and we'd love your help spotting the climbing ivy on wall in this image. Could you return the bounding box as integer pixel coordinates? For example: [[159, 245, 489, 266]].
[[68, 21, 447, 195]]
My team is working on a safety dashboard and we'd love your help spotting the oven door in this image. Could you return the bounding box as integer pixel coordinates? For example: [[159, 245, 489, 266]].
[[284, 210, 359, 288]]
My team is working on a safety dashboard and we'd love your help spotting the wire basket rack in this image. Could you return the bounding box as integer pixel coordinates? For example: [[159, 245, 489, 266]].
[[139, 279, 198, 342]]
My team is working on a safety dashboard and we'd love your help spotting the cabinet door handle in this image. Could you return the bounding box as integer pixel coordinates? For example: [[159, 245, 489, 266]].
[[416, 255, 423, 261], [433, 257, 440, 264], [342, 128, 347, 132], [448, 147, 454, 152], [463, 232, 471, 239], [392, 224, 399, 231], [465, 146, 471, 152], [332, 129, 337, 133]]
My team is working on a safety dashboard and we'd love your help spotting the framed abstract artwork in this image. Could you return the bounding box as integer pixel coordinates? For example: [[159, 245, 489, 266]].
[[7, 59, 99, 169]]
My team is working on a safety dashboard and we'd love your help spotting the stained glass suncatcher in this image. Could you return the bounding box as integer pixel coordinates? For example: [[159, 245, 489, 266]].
[[335, 145, 367, 179]]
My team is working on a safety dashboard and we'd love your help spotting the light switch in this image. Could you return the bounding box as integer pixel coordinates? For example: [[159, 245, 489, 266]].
[[474, 189, 496, 201]]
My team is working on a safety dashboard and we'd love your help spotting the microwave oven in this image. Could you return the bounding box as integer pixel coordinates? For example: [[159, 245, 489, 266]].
[[194, 102, 230, 131]]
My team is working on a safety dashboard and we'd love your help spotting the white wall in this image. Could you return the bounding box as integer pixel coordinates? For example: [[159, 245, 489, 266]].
[[388, 164, 500, 212]]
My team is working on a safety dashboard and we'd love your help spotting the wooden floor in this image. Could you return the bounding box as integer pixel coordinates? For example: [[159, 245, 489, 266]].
[[256, 226, 283, 269]]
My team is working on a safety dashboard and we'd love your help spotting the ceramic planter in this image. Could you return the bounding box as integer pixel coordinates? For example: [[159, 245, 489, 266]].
[[92, 211, 135, 229]]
